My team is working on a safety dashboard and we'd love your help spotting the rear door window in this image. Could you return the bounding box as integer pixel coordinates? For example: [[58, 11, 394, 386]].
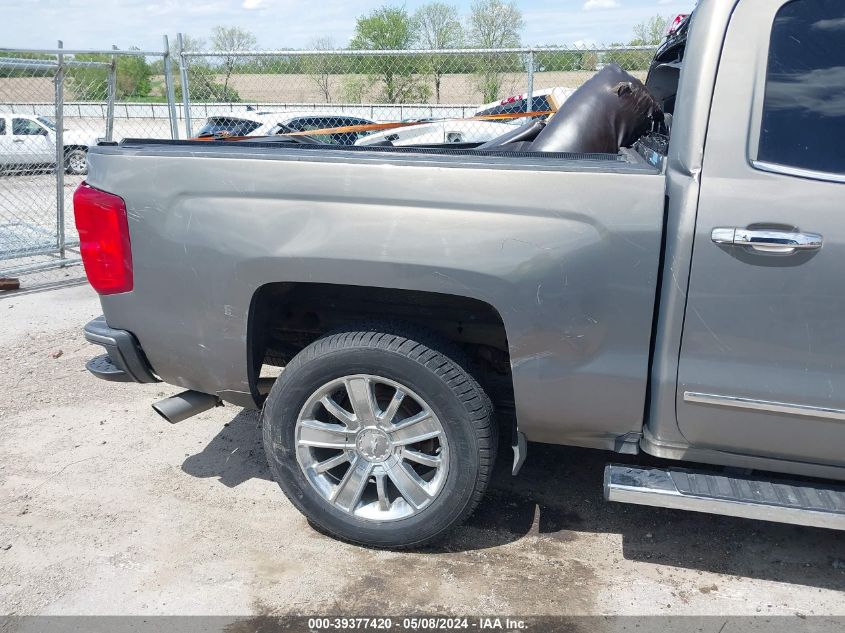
[[757, 0, 845, 175]]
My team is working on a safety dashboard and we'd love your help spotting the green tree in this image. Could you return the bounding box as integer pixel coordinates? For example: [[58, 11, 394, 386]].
[[67, 49, 152, 100], [601, 16, 668, 72], [168, 33, 242, 103], [210, 26, 257, 103], [631, 15, 669, 46], [350, 6, 428, 103], [467, 0, 523, 102], [176, 34, 206, 54], [414, 3, 463, 103], [341, 75, 371, 103], [305, 36, 337, 103], [352, 6, 417, 50], [3, 52, 55, 78], [602, 47, 654, 72], [535, 48, 584, 72], [116, 53, 152, 97], [150, 33, 206, 74]]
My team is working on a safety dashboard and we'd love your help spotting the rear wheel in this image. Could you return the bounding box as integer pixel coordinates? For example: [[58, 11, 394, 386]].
[[261, 327, 496, 548]]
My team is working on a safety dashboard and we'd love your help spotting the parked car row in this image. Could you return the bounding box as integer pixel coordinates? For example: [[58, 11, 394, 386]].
[[193, 86, 575, 148], [195, 111, 378, 146], [356, 87, 574, 146], [0, 87, 573, 176]]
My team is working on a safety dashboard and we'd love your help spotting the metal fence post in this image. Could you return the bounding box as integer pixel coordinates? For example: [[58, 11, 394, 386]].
[[526, 49, 535, 109], [54, 40, 66, 261], [177, 33, 193, 138], [163, 35, 179, 139], [105, 45, 117, 142]]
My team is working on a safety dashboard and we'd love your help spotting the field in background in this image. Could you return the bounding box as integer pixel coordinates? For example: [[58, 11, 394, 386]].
[[0, 70, 647, 107]]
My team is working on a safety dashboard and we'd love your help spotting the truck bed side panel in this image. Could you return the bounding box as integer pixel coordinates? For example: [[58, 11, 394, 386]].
[[88, 147, 664, 449]]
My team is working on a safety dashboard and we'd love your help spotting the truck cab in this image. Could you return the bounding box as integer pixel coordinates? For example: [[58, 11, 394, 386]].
[[646, 0, 845, 472]]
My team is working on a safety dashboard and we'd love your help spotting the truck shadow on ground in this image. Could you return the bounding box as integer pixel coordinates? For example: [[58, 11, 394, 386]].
[[182, 408, 845, 591]]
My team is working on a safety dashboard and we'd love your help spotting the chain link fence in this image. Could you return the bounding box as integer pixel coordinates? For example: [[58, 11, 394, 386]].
[[0, 41, 178, 293], [177, 44, 655, 145], [0, 40, 654, 294]]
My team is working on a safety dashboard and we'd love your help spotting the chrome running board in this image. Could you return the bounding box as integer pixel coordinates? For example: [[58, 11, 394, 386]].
[[604, 464, 845, 530]]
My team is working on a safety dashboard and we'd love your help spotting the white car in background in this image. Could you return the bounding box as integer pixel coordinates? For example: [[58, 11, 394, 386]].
[[195, 110, 376, 145], [354, 117, 516, 147], [0, 114, 98, 175], [355, 87, 575, 147]]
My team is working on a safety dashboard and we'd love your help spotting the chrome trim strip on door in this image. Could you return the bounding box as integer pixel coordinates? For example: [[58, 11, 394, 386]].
[[752, 160, 845, 185], [684, 391, 845, 421]]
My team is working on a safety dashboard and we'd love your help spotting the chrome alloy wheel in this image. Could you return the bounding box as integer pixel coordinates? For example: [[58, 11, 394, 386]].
[[66, 149, 87, 174], [294, 374, 449, 521], [69, 153, 86, 172]]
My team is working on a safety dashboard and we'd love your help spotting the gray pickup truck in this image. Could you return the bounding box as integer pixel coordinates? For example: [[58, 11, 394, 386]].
[[77, 0, 845, 548]]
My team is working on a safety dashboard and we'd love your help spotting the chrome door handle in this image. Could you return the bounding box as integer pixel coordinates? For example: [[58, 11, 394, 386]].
[[711, 227, 822, 253], [12, 139, 23, 143]]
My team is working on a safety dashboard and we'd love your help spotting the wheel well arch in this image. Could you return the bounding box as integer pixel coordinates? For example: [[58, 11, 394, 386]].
[[247, 281, 515, 419]]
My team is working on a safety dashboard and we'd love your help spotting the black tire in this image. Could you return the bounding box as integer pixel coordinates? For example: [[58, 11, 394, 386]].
[[65, 148, 88, 175], [261, 325, 496, 548]]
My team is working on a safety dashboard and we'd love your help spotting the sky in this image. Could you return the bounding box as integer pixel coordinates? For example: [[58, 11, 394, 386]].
[[5, 0, 696, 52]]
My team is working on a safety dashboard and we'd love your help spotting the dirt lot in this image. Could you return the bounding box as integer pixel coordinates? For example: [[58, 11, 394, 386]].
[[1, 284, 844, 616]]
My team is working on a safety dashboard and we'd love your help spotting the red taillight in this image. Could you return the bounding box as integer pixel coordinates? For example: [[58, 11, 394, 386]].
[[667, 14, 689, 36], [73, 182, 133, 295]]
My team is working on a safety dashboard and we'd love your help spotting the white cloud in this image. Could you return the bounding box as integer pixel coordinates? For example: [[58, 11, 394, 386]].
[[242, 0, 263, 8], [583, 0, 620, 10]]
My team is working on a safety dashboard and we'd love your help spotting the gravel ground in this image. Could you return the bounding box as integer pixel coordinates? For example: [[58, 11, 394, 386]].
[[0, 284, 844, 616]]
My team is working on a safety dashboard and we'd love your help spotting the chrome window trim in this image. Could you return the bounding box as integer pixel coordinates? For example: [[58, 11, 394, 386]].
[[745, 0, 776, 163], [684, 391, 845, 421], [748, 0, 845, 181], [751, 160, 845, 185]]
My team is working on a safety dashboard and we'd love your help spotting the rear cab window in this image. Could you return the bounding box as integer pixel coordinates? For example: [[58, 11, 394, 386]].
[[756, 0, 845, 177]]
